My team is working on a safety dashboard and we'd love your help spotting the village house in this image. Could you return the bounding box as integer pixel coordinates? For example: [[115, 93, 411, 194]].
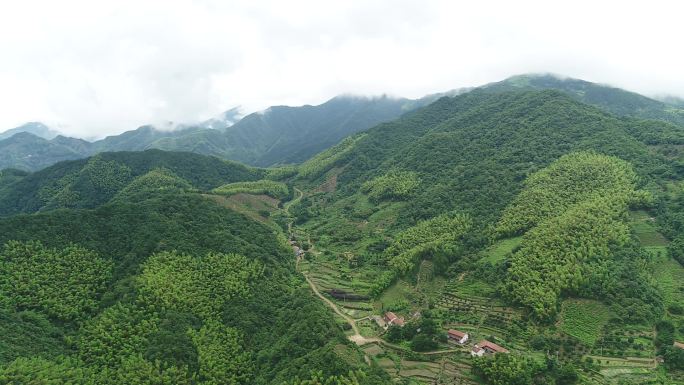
[[447, 329, 469, 345], [471, 340, 509, 357], [383, 311, 405, 327]]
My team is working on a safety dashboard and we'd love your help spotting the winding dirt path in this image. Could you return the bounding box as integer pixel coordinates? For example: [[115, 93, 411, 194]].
[[287, 187, 460, 355], [303, 274, 361, 337]]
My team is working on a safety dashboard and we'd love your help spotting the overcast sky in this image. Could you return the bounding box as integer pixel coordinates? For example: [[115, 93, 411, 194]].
[[1, 0, 683, 138]]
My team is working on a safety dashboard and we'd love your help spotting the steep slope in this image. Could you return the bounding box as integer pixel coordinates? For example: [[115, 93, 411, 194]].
[[293, 89, 675, 252], [154, 95, 422, 166]]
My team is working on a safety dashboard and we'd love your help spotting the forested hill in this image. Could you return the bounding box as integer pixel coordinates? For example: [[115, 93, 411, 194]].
[[3, 75, 681, 173], [0, 149, 383, 384], [157, 95, 425, 167], [0, 149, 264, 216], [294, 89, 678, 228], [3, 81, 684, 384]]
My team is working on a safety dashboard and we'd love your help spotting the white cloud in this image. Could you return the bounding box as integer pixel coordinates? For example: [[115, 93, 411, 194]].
[[0, 0, 682, 138]]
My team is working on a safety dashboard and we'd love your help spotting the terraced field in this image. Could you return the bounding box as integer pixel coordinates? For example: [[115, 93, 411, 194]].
[[629, 210, 669, 247], [362, 343, 479, 384], [478, 237, 522, 264], [559, 299, 611, 346]]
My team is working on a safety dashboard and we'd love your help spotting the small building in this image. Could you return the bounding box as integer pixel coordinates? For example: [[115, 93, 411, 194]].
[[471, 340, 509, 357], [675, 341, 684, 350], [447, 329, 469, 344], [383, 312, 405, 327]]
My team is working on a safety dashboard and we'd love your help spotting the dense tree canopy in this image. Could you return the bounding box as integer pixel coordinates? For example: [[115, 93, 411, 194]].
[[384, 213, 471, 274], [0, 241, 112, 322]]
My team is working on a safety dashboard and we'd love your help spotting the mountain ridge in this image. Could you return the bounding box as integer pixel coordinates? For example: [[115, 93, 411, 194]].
[[3, 74, 683, 172]]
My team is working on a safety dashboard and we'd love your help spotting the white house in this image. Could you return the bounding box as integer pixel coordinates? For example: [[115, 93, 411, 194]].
[[471, 340, 509, 357], [447, 329, 469, 344]]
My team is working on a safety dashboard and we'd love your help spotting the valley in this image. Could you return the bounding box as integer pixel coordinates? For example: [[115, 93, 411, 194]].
[[1, 77, 684, 384]]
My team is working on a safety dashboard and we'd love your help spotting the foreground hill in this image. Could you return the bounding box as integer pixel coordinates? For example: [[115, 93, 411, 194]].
[[3, 84, 684, 384], [0, 150, 383, 384]]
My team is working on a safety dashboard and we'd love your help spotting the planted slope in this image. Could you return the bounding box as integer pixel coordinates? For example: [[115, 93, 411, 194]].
[[496, 152, 639, 235], [502, 153, 659, 320]]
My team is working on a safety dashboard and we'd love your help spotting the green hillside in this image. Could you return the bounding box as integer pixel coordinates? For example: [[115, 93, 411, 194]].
[[0, 153, 381, 384], [283, 88, 684, 384], [3, 82, 684, 384], [485, 74, 684, 126], [0, 149, 263, 215]]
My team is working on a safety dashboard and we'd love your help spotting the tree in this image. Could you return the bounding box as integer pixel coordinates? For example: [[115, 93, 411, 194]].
[[190, 319, 253, 385], [410, 334, 437, 352], [473, 354, 540, 385]]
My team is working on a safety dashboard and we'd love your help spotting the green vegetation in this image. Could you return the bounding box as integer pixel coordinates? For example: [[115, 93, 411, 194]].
[[0, 150, 376, 383], [472, 354, 538, 385], [113, 168, 192, 202], [139, 251, 263, 319], [287, 86, 684, 383], [191, 319, 253, 384], [3, 80, 684, 384], [479, 237, 522, 264], [502, 153, 657, 320], [0, 241, 112, 322], [0, 149, 263, 215], [384, 213, 471, 274], [361, 170, 420, 202], [559, 300, 611, 346], [496, 152, 640, 236], [213, 179, 289, 199], [299, 135, 365, 180]]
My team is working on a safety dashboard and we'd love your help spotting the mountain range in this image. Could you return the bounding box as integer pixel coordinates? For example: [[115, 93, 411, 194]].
[[0, 95, 431, 171], [3, 74, 683, 173]]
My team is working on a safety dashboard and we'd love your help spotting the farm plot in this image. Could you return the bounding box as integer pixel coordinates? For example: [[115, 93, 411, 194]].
[[299, 256, 380, 318], [559, 299, 611, 346], [629, 211, 669, 247], [478, 237, 522, 264], [435, 281, 525, 351], [590, 327, 655, 359], [651, 249, 684, 310], [364, 343, 477, 385], [436, 286, 520, 331]]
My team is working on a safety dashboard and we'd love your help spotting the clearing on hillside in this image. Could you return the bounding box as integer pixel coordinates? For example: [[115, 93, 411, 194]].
[[559, 299, 611, 346]]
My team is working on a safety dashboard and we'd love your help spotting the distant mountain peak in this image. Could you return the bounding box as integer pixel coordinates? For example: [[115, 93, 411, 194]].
[[200, 107, 244, 131], [0, 122, 61, 141]]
